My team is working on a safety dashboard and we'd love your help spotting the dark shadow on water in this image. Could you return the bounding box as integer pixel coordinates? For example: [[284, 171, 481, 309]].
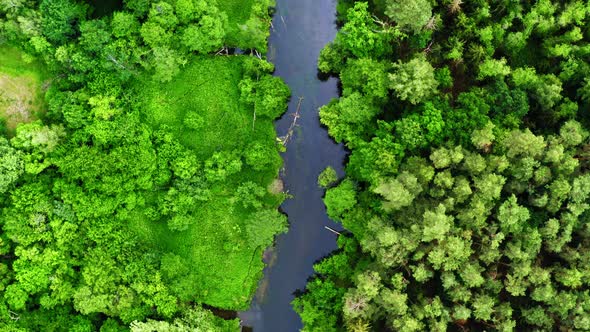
[[202, 305, 238, 320], [316, 70, 334, 82]]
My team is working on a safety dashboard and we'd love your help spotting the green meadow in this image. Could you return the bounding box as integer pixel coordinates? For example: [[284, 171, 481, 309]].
[[131, 55, 284, 309], [0, 46, 48, 134]]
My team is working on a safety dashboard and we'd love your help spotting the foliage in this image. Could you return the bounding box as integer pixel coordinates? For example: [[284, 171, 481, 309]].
[[39, 0, 87, 44], [298, 1, 590, 331], [318, 166, 338, 188], [130, 306, 239, 331], [389, 56, 438, 105], [302, 121, 590, 330], [216, 0, 275, 52], [384, 0, 432, 33], [0, 137, 23, 193], [239, 74, 290, 119], [324, 180, 357, 221], [245, 209, 288, 249], [333, 2, 396, 59], [0, 0, 286, 330]]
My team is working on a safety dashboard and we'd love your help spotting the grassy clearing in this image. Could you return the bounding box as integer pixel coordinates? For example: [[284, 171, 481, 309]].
[[132, 55, 283, 309], [0, 46, 48, 134], [139, 56, 273, 159], [217, 0, 255, 26]]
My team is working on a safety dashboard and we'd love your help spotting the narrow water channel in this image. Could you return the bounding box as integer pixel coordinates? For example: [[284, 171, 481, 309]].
[[238, 0, 346, 330]]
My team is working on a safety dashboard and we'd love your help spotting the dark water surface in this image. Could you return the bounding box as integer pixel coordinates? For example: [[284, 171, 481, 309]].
[[238, 0, 346, 331]]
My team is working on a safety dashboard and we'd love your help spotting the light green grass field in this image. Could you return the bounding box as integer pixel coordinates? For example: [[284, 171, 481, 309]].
[[217, 0, 255, 26], [0, 46, 48, 134], [132, 55, 283, 309], [140, 56, 274, 159]]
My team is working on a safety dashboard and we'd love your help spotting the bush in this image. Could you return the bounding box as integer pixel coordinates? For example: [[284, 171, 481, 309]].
[[318, 166, 338, 188]]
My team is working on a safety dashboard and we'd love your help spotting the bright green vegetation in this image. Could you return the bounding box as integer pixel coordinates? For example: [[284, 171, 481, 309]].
[[0, 46, 48, 134], [131, 56, 285, 308], [216, 0, 253, 23], [216, 0, 274, 52], [130, 306, 240, 331], [0, 0, 288, 330], [318, 166, 338, 188], [296, 1, 590, 331], [138, 56, 277, 157]]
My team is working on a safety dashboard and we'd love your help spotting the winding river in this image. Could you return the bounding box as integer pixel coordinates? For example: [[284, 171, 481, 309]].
[[238, 0, 346, 330]]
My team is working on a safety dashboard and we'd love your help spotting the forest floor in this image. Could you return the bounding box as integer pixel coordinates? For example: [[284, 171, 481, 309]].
[[0, 47, 47, 135], [131, 55, 283, 309]]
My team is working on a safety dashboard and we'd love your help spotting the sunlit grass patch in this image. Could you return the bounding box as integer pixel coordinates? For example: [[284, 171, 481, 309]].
[[132, 55, 283, 310], [0, 47, 48, 134]]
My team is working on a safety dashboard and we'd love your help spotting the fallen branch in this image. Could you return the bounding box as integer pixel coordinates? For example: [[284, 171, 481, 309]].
[[279, 96, 303, 146], [324, 226, 342, 235], [8, 310, 19, 321], [215, 47, 229, 56], [423, 40, 435, 53]]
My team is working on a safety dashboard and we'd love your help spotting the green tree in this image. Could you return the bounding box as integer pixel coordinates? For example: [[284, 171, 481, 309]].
[[39, 0, 87, 44], [0, 137, 24, 193], [180, 8, 226, 54], [336, 2, 394, 58], [11, 121, 65, 174], [244, 141, 280, 171], [319, 93, 380, 146], [111, 12, 139, 38], [318, 166, 339, 188], [151, 46, 184, 82], [301, 122, 590, 330], [385, 0, 432, 33], [340, 58, 389, 103], [389, 56, 438, 104], [324, 180, 357, 221], [235, 181, 266, 209], [239, 75, 290, 119], [204, 151, 242, 182]]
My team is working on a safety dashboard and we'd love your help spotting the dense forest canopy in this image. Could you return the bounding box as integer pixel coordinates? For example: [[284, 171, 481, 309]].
[[296, 1, 590, 331], [0, 0, 289, 330], [3, 0, 590, 330]]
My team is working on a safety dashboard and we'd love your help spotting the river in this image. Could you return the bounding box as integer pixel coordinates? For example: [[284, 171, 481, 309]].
[[238, 0, 346, 331]]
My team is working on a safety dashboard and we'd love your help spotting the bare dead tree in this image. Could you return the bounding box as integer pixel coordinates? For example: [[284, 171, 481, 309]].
[[425, 15, 438, 31], [449, 0, 464, 14], [424, 40, 435, 53]]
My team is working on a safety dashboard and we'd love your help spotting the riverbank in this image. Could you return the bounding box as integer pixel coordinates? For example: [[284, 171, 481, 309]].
[[239, 0, 347, 330]]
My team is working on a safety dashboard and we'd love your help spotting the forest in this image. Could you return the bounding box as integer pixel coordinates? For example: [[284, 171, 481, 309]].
[[3, 0, 590, 331], [294, 0, 590, 331], [0, 0, 290, 330]]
